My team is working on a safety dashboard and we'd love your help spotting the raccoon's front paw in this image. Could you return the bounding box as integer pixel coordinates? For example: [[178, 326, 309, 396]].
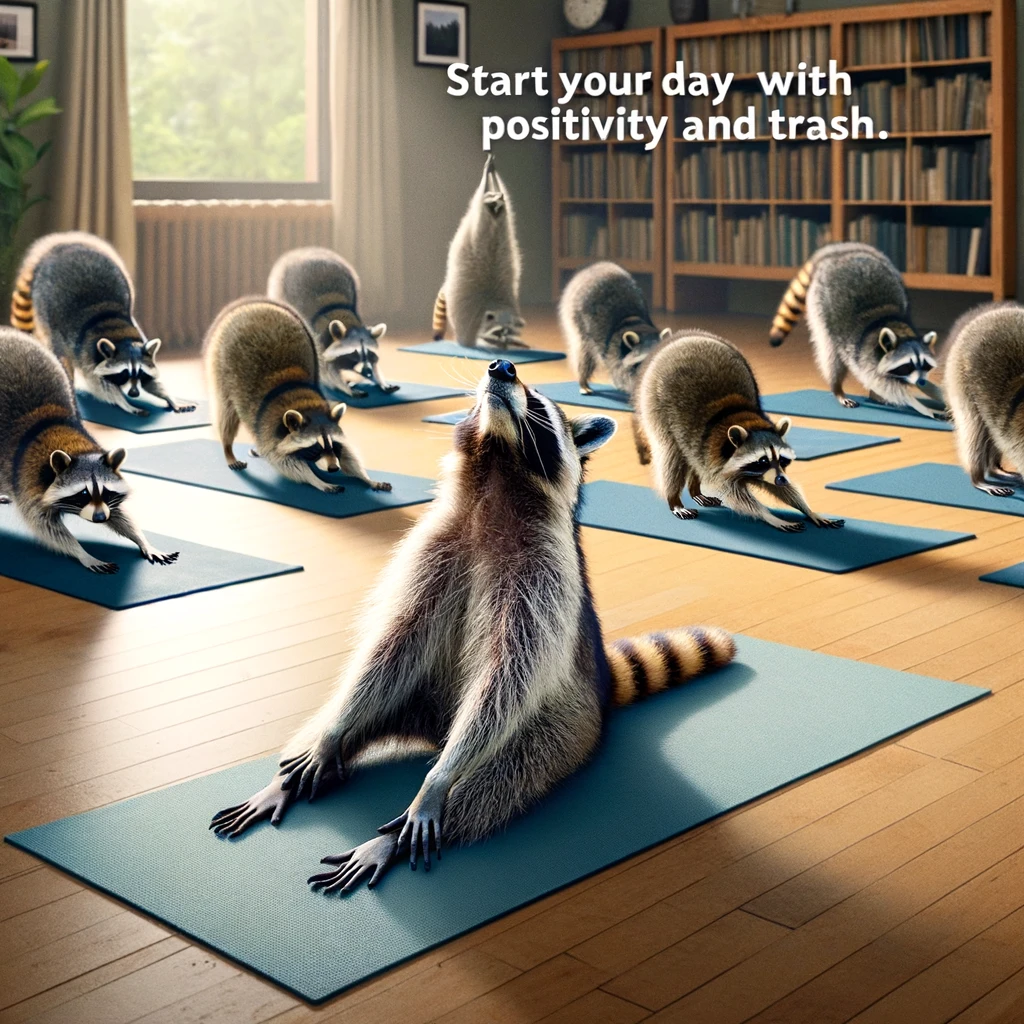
[[227, 460, 248, 471], [279, 745, 343, 801], [671, 504, 698, 520], [308, 832, 401, 895], [811, 516, 845, 529], [976, 483, 1015, 498], [692, 495, 723, 507], [579, 385, 594, 395], [171, 402, 197, 414], [381, 384, 401, 394], [776, 520, 806, 533], [349, 387, 369, 399], [128, 406, 151, 418], [84, 557, 119, 574], [210, 775, 295, 837], [319, 483, 346, 495], [370, 481, 393, 492], [837, 396, 859, 409], [146, 549, 180, 565]]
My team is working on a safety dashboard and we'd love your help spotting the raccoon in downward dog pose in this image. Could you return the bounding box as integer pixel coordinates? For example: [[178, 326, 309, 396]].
[[432, 154, 527, 350], [769, 242, 945, 420], [638, 330, 844, 532], [944, 302, 1024, 497], [211, 359, 735, 893], [0, 328, 178, 572], [11, 231, 194, 417], [266, 247, 397, 398], [204, 297, 391, 493]]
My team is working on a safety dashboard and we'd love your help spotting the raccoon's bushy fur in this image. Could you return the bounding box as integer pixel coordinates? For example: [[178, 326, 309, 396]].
[[266, 247, 396, 397], [432, 154, 526, 349], [11, 231, 193, 417], [637, 330, 843, 531], [211, 360, 734, 893], [203, 297, 390, 493], [944, 301, 1024, 497], [770, 242, 945, 419], [0, 327, 176, 572]]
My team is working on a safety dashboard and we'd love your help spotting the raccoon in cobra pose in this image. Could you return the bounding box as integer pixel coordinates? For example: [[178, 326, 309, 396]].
[[638, 330, 844, 532], [0, 328, 178, 572], [11, 231, 195, 417], [559, 261, 671, 464], [211, 359, 735, 893], [266, 247, 397, 398], [432, 154, 527, 350], [768, 242, 945, 420], [204, 297, 391, 494], [944, 302, 1024, 497]]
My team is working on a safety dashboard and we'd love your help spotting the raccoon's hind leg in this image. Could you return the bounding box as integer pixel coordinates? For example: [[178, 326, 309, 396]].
[[106, 507, 181, 564], [826, 359, 858, 408], [576, 348, 598, 394], [956, 403, 1015, 497], [651, 440, 696, 519], [632, 415, 651, 464], [217, 399, 246, 471]]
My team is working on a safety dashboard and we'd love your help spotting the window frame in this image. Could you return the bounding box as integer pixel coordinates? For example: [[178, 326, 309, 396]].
[[131, 0, 331, 201]]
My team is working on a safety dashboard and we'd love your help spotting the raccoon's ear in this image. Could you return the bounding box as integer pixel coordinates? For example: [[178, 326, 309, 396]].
[[923, 330, 938, 349], [282, 409, 305, 432], [329, 402, 347, 422], [49, 449, 72, 474], [144, 338, 161, 358], [775, 417, 791, 437], [105, 448, 127, 472], [878, 327, 898, 353], [369, 323, 387, 339], [727, 425, 749, 448], [96, 337, 116, 359], [328, 320, 347, 342], [571, 414, 617, 455], [622, 330, 640, 349], [659, 327, 672, 340]]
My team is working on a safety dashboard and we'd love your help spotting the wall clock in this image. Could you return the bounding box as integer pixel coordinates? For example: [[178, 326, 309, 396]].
[[563, 0, 630, 34]]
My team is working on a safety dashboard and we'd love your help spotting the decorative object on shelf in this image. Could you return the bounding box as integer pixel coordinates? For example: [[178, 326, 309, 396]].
[[415, 1, 468, 68], [733, 0, 795, 16], [563, 0, 630, 35], [0, 3, 35, 61], [670, 0, 709, 23]]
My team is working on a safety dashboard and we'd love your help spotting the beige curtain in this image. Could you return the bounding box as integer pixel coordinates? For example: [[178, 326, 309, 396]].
[[330, 0, 404, 315], [51, 0, 135, 273]]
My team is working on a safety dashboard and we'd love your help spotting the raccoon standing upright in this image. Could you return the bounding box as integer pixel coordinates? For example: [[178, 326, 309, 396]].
[[768, 241, 946, 420], [0, 327, 177, 572], [204, 297, 391, 493], [638, 329, 844, 531], [432, 154, 526, 349], [944, 301, 1024, 496], [11, 231, 194, 417], [212, 359, 735, 893], [266, 247, 397, 398]]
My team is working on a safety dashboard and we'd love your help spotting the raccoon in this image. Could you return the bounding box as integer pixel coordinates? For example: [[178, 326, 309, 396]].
[[11, 231, 194, 417], [0, 327, 178, 572], [943, 302, 1024, 497], [266, 247, 397, 398], [432, 154, 526, 350], [203, 297, 391, 494], [211, 359, 735, 893], [637, 330, 844, 532], [769, 242, 945, 420]]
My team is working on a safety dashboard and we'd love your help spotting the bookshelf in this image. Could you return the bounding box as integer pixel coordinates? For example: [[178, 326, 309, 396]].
[[550, 0, 1015, 310], [551, 28, 665, 308]]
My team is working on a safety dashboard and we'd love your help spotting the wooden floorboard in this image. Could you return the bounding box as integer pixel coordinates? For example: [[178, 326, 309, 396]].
[[2, 312, 1022, 1022]]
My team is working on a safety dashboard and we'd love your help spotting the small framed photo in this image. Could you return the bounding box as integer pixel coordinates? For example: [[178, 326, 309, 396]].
[[0, 3, 35, 61], [415, 2, 468, 68]]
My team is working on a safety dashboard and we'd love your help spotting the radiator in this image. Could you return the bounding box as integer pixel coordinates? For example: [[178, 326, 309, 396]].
[[133, 200, 333, 351]]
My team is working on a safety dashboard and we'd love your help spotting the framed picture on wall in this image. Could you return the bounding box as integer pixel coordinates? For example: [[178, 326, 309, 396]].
[[0, 2, 35, 61], [415, 2, 468, 67]]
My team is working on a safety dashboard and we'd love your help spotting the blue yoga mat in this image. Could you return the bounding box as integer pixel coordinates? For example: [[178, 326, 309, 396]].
[[0, 505, 300, 609], [828, 462, 1024, 518], [579, 480, 973, 573], [76, 391, 211, 433], [981, 563, 1024, 589], [5, 635, 986, 1003], [124, 440, 435, 519], [422, 408, 897, 462], [763, 389, 952, 432], [324, 381, 467, 408], [537, 382, 632, 411], [399, 341, 565, 363]]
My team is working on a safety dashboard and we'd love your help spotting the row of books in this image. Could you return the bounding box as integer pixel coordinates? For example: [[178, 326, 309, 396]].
[[774, 215, 832, 267], [771, 27, 832, 73], [910, 73, 990, 132], [677, 26, 830, 75], [674, 144, 829, 201], [846, 81, 908, 134], [675, 90, 830, 137], [611, 151, 654, 200], [775, 145, 830, 201], [910, 140, 991, 201], [676, 208, 718, 263], [912, 14, 990, 62], [561, 150, 607, 199], [908, 221, 990, 275], [722, 147, 769, 200], [614, 215, 656, 262], [722, 210, 770, 267], [846, 214, 906, 269], [561, 212, 655, 262], [845, 21, 905, 66], [846, 147, 905, 202], [675, 148, 716, 200], [675, 37, 721, 75]]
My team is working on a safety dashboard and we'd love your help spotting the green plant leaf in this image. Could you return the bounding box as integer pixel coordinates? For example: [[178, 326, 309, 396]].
[[17, 60, 49, 99], [0, 159, 21, 190], [0, 131, 36, 172], [35, 138, 51, 162], [0, 58, 18, 110], [14, 96, 61, 128]]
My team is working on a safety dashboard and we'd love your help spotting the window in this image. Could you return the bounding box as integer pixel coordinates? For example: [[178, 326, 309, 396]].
[[128, 0, 329, 199]]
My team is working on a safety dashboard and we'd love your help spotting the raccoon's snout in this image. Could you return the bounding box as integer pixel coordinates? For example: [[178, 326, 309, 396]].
[[775, 473, 789, 487], [488, 360, 516, 383], [128, 385, 140, 397], [92, 510, 108, 523]]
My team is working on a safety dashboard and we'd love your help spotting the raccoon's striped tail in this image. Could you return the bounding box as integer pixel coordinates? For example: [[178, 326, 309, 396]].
[[432, 290, 447, 340], [769, 257, 815, 347], [606, 626, 735, 707], [10, 262, 34, 333]]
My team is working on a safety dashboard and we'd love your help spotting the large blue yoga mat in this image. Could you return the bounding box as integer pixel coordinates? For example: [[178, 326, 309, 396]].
[[76, 391, 211, 433], [324, 381, 467, 408], [399, 340, 565, 363], [125, 440, 435, 519], [828, 462, 1024, 518], [763, 389, 952, 432], [0, 505, 300, 609], [981, 563, 1024, 589], [537, 381, 632, 411], [579, 480, 973, 573], [422, 408, 897, 461], [5, 636, 986, 1003]]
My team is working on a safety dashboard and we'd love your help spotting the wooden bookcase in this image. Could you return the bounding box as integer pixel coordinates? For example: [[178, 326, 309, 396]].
[[550, 0, 1015, 310]]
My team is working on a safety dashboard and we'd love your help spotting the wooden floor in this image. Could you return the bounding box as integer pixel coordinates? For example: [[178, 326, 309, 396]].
[[2, 312, 1024, 1024]]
